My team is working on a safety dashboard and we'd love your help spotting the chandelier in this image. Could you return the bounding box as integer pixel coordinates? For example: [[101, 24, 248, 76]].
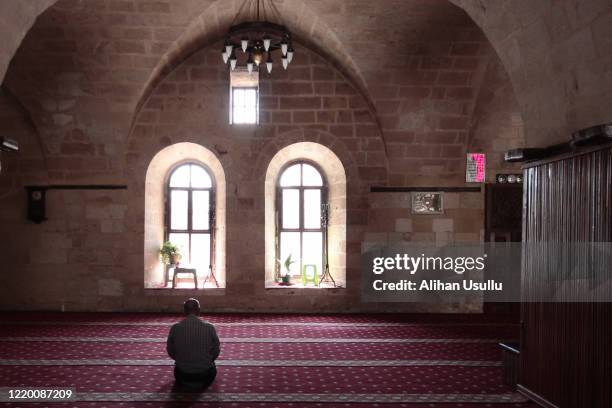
[[221, 0, 294, 74]]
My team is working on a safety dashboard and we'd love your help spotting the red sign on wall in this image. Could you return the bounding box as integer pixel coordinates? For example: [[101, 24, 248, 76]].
[[466, 153, 486, 183]]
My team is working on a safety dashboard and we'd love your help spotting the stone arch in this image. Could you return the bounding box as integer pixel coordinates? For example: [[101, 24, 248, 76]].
[[450, 0, 612, 147], [3, 0, 604, 151], [130, 0, 376, 137], [0, 0, 57, 84], [264, 141, 347, 287], [0, 86, 48, 181], [253, 128, 366, 185], [144, 142, 226, 288]]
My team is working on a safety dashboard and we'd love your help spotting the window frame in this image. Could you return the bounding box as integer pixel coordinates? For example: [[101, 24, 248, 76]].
[[230, 86, 259, 125], [165, 162, 216, 275], [276, 160, 327, 281]]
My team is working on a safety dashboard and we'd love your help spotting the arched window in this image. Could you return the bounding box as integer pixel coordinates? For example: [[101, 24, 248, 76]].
[[144, 143, 226, 289], [277, 161, 326, 282], [166, 163, 215, 281]]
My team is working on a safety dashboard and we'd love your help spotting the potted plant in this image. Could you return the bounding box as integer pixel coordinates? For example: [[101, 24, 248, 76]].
[[160, 241, 181, 265], [280, 254, 296, 285]]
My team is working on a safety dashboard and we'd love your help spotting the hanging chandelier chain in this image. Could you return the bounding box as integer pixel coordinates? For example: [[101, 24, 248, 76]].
[[259, 0, 273, 23], [230, 0, 250, 27], [230, 0, 283, 27], [268, 0, 284, 26]]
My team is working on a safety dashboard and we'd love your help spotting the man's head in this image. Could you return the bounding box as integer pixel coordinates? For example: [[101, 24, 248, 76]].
[[183, 298, 201, 315]]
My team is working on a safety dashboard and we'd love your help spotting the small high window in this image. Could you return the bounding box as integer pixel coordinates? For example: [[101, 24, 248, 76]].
[[230, 69, 259, 124]]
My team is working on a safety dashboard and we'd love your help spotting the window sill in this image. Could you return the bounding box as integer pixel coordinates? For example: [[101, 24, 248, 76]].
[[265, 281, 345, 289], [147, 280, 223, 289], [144, 287, 226, 296]]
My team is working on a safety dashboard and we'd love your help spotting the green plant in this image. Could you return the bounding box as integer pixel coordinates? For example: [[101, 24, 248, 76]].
[[281, 254, 296, 283], [160, 241, 181, 265]]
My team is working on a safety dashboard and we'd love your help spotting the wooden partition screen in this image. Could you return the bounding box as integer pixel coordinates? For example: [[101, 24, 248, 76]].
[[520, 146, 612, 408]]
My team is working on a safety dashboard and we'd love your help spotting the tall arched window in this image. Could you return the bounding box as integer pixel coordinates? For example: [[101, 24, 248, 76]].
[[166, 163, 215, 280], [277, 161, 326, 282], [145, 143, 226, 289]]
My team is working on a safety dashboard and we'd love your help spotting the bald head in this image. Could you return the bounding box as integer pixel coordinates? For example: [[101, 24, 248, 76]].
[[183, 298, 201, 315]]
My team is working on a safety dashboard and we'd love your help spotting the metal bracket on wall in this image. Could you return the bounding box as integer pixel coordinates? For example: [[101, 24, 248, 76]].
[[370, 186, 481, 193], [24, 185, 128, 224]]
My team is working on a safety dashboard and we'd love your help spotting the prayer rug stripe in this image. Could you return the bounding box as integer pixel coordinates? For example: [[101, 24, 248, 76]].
[[0, 313, 520, 324], [0, 320, 518, 327], [0, 336, 503, 343], [0, 326, 516, 339], [0, 392, 528, 403], [0, 365, 514, 393], [0, 359, 503, 367], [0, 341, 501, 360]]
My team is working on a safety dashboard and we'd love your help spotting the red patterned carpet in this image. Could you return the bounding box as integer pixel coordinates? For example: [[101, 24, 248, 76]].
[[0, 313, 539, 407]]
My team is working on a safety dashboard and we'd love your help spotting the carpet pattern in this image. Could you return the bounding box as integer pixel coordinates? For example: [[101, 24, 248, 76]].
[[0, 359, 503, 367], [0, 342, 502, 360], [0, 325, 518, 338], [0, 313, 537, 407]]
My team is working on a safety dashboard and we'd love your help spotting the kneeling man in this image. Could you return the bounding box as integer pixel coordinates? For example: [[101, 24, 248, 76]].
[[167, 298, 220, 388]]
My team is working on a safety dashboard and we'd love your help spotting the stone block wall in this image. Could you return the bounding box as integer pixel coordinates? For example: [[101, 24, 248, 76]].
[[2, 189, 133, 311], [453, 0, 612, 148], [0, 38, 520, 313], [469, 57, 524, 181], [365, 191, 483, 250]]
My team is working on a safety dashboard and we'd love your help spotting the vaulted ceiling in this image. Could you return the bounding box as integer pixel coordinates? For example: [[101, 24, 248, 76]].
[[1, 0, 611, 165]]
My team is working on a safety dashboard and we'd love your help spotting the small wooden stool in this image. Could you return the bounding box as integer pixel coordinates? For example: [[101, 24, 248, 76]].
[[301, 264, 318, 286], [172, 267, 198, 289]]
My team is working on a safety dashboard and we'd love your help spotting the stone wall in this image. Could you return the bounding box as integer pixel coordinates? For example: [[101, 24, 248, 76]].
[[452, 0, 612, 147], [122, 44, 380, 312], [469, 56, 524, 181], [0, 4, 524, 312], [366, 191, 483, 249], [0, 0, 56, 84], [0, 41, 510, 313], [1, 189, 134, 311], [1, 0, 610, 153]]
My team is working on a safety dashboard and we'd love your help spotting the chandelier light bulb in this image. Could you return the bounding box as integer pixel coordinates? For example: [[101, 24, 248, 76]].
[[253, 49, 263, 66], [229, 49, 237, 70], [221, 43, 229, 63], [247, 52, 254, 73], [225, 44, 233, 55], [266, 52, 273, 73], [282, 56, 288, 70], [287, 46, 294, 63], [241, 38, 249, 52], [263, 36, 271, 51], [281, 41, 288, 56]]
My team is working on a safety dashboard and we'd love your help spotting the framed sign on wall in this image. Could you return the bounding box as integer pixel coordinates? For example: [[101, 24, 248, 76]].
[[411, 192, 443, 214], [466, 153, 486, 183]]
